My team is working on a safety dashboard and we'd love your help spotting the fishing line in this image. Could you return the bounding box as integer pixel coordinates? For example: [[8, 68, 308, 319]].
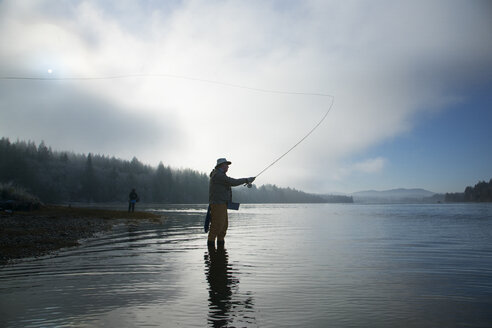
[[1, 72, 335, 182], [0, 73, 332, 97]]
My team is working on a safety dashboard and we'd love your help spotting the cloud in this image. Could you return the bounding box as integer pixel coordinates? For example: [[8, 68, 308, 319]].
[[332, 157, 386, 181], [1, 0, 491, 192], [353, 157, 386, 174], [0, 81, 182, 161]]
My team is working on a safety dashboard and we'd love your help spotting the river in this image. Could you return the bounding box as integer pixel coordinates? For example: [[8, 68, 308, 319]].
[[1, 203, 492, 327]]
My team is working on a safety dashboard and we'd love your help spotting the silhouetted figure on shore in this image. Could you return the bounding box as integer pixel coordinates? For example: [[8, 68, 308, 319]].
[[128, 188, 139, 212]]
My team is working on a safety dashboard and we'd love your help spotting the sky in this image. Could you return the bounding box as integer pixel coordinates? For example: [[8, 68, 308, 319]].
[[1, 0, 491, 194]]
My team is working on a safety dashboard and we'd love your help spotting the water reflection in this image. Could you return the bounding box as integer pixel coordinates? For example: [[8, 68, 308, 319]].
[[204, 245, 256, 327]]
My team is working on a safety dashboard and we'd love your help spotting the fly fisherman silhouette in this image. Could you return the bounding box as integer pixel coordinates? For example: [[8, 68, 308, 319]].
[[205, 158, 255, 247]]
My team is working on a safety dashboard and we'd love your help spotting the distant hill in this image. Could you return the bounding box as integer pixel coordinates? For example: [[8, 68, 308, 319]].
[[352, 188, 436, 204]]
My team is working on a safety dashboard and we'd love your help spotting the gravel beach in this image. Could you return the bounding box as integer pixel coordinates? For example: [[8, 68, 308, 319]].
[[0, 206, 160, 265]]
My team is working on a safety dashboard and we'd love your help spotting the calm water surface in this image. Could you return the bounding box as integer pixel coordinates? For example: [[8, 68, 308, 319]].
[[1, 203, 492, 327]]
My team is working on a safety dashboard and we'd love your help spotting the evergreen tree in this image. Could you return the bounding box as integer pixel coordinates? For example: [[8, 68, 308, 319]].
[[81, 154, 98, 202]]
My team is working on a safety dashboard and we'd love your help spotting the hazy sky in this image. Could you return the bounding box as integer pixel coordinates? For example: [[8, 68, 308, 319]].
[[1, 0, 491, 194]]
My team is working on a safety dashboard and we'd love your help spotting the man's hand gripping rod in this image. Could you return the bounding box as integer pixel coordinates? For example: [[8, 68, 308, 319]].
[[245, 177, 256, 188]]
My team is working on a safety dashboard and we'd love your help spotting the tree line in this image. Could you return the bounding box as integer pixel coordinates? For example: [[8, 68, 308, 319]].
[[0, 137, 352, 204], [445, 179, 492, 202]]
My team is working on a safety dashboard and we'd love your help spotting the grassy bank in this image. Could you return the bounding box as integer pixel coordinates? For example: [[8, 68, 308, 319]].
[[0, 182, 43, 211]]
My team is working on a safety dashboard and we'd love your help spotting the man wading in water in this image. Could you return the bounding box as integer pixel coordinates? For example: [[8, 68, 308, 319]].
[[208, 158, 255, 247]]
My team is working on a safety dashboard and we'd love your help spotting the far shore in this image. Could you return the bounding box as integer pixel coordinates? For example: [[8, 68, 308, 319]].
[[0, 205, 162, 265]]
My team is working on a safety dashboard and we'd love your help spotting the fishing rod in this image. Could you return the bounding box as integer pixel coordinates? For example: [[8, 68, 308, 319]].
[[245, 95, 335, 188]]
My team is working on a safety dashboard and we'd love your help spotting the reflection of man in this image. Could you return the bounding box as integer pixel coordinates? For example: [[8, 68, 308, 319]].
[[205, 244, 235, 327], [204, 244, 256, 327]]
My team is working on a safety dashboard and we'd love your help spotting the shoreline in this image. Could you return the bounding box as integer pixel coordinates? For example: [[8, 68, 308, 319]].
[[0, 206, 161, 265]]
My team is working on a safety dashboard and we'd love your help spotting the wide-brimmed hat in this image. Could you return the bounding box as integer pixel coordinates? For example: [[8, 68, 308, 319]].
[[216, 158, 231, 167]]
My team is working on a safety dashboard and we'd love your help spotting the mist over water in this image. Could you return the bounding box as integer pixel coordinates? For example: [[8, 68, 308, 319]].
[[1, 203, 492, 327]]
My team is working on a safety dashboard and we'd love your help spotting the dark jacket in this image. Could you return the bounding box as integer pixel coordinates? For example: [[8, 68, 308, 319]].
[[209, 169, 248, 204], [129, 190, 138, 201]]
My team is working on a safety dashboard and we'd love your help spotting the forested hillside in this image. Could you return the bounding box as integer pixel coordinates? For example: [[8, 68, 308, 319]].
[[445, 179, 492, 202], [0, 138, 352, 204]]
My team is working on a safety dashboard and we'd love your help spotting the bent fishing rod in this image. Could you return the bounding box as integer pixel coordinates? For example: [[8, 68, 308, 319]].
[[245, 95, 335, 188]]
